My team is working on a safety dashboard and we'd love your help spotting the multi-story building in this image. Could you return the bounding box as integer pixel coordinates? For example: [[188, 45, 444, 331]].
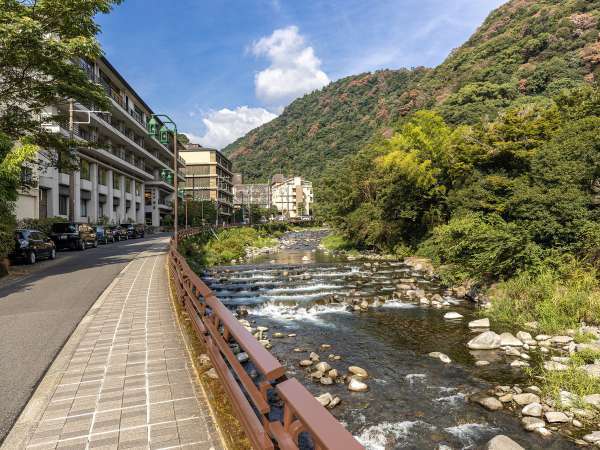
[[232, 173, 271, 210], [270, 176, 313, 218], [16, 57, 185, 227], [180, 144, 233, 222]]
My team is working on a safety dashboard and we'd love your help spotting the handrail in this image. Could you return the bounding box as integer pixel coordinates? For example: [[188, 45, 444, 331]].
[[168, 227, 363, 450]]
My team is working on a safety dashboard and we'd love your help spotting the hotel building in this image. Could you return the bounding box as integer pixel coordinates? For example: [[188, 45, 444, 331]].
[[16, 57, 185, 227], [270, 176, 313, 219], [180, 144, 234, 222]]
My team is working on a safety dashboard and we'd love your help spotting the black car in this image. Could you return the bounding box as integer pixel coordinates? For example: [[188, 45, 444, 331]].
[[109, 225, 128, 241], [95, 225, 114, 244], [10, 229, 56, 264], [120, 223, 144, 238], [50, 222, 97, 250]]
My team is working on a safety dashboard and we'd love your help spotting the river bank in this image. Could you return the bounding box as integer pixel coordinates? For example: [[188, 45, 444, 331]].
[[190, 228, 600, 449]]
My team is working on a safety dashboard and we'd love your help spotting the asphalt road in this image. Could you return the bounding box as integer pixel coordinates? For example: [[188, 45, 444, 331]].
[[0, 233, 170, 443]]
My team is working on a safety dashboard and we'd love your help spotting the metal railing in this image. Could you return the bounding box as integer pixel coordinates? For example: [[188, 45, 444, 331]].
[[168, 228, 363, 450]]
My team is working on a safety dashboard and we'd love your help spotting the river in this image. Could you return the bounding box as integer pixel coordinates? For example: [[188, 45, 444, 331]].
[[200, 230, 577, 449]]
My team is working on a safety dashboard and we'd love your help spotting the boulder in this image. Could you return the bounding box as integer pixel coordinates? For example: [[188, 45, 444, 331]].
[[428, 352, 452, 363], [522, 402, 543, 417], [309, 352, 320, 362], [521, 417, 546, 431], [583, 394, 600, 409], [510, 360, 529, 368], [299, 360, 313, 367], [583, 431, 600, 444], [543, 361, 568, 371], [513, 393, 540, 406], [310, 370, 324, 379], [545, 411, 569, 423], [484, 435, 525, 450], [582, 364, 600, 378], [348, 366, 368, 379], [516, 331, 533, 341], [476, 360, 491, 366], [328, 369, 339, 379], [320, 376, 333, 385], [535, 427, 552, 438], [550, 335, 573, 345], [348, 378, 369, 392], [473, 395, 503, 411], [328, 396, 341, 409], [535, 334, 551, 341], [468, 331, 502, 350], [205, 368, 219, 379], [316, 393, 333, 407], [469, 318, 490, 328], [315, 362, 332, 373], [499, 333, 523, 347], [444, 312, 463, 320], [237, 352, 249, 363]]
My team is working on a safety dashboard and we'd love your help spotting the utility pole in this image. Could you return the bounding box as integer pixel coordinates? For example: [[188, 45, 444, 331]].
[[68, 100, 76, 222]]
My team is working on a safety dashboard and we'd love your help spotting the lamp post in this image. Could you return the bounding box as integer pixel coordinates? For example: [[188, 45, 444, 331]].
[[147, 115, 179, 244]]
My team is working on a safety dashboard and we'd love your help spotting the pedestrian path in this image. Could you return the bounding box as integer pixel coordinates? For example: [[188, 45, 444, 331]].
[[3, 245, 223, 450]]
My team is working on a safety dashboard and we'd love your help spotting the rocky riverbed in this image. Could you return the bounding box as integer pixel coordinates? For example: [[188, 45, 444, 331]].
[[199, 230, 593, 449]]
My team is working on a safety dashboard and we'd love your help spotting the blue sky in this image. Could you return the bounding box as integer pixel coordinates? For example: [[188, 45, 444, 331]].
[[97, 0, 507, 149]]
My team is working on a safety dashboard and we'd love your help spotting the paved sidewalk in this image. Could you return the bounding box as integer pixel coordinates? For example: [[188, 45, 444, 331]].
[[3, 245, 223, 450]]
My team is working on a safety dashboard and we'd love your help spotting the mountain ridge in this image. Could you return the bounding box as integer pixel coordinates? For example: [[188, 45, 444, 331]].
[[224, 0, 600, 181]]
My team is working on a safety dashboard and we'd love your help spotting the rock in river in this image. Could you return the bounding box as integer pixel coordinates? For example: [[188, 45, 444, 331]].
[[444, 312, 463, 320], [348, 378, 369, 392], [484, 435, 525, 450], [468, 331, 502, 350], [316, 393, 333, 407], [513, 393, 540, 406], [428, 352, 451, 363], [583, 431, 600, 444], [499, 332, 523, 347], [315, 362, 331, 373], [474, 395, 503, 411], [522, 402, 543, 417], [545, 411, 570, 423], [348, 366, 368, 379], [521, 417, 546, 431], [583, 364, 600, 378], [469, 318, 490, 328]]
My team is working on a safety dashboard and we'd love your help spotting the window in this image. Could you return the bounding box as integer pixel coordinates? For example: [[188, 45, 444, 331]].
[[98, 167, 107, 185], [135, 182, 141, 196], [125, 178, 131, 193], [20, 166, 34, 186], [81, 199, 88, 217], [113, 174, 120, 190], [80, 159, 90, 180], [59, 195, 69, 215]]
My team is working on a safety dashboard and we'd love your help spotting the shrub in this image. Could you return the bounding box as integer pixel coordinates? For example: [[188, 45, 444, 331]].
[[418, 213, 543, 285], [321, 233, 353, 251], [18, 216, 67, 235]]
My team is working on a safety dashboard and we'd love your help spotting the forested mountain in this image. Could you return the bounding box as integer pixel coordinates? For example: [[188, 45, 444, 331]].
[[224, 0, 600, 180]]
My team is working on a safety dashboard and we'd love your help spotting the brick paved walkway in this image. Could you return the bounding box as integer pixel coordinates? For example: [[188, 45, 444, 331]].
[[4, 245, 223, 450]]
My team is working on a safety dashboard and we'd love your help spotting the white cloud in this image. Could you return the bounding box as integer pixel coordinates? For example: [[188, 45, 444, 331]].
[[184, 106, 277, 150], [252, 26, 330, 105]]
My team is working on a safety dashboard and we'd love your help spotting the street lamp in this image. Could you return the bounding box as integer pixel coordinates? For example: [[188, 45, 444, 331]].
[[147, 114, 179, 244]]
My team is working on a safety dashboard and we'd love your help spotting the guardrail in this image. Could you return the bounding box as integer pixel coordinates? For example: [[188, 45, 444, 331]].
[[168, 228, 363, 450]]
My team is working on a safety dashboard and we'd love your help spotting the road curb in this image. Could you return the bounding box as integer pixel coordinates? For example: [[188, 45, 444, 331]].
[[0, 259, 133, 449]]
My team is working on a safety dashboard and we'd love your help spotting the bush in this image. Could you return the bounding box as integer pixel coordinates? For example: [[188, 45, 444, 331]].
[[18, 216, 67, 235], [417, 213, 543, 285], [486, 259, 600, 333], [321, 233, 353, 251]]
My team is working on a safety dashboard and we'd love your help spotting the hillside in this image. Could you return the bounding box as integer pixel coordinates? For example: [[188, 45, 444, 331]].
[[224, 0, 600, 180]]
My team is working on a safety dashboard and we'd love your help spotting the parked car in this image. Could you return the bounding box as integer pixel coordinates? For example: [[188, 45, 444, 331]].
[[134, 223, 145, 238], [95, 225, 114, 244], [120, 223, 144, 239], [10, 229, 56, 264], [108, 225, 128, 241], [50, 222, 97, 250]]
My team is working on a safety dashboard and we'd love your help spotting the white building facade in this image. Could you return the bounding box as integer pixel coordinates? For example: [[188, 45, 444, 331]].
[[270, 176, 313, 218], [16, 57, 185, 227]]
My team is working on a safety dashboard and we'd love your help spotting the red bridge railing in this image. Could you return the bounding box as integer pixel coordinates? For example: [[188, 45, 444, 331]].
[[168, 228, 363, 450]]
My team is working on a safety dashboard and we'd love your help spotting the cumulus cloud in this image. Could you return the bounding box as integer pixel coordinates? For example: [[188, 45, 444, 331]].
[[184, 106, 277, 150], [252, 26, 330, 105]]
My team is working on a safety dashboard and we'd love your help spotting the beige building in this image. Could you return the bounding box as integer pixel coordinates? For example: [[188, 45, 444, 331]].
[[180, 144, 233, 222], [271, 176, 313, 219], [232, 173, 271, 210], [16, 57, 185, 227]]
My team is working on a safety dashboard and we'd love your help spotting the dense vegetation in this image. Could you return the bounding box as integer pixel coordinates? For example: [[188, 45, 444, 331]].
[[180, 223, 290, 268], [225, 0, 600, 182]]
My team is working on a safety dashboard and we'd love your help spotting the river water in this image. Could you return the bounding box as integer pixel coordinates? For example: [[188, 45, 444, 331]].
[[200, 231, 576, 449]]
